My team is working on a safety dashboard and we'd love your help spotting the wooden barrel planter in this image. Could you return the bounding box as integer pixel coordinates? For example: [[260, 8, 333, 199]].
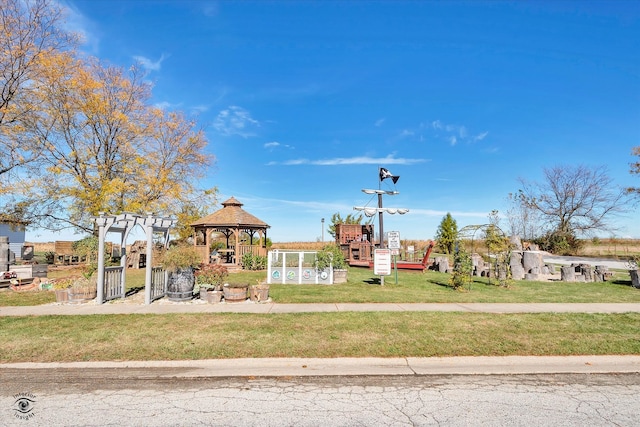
[[167, 268, 195, 302], [55, 289, 69, 303], [223, 284, 248, 302], [68, 288, 97, 303], [249, 284, 270, 302]]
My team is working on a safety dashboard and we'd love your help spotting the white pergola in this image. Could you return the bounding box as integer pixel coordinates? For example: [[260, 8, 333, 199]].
[[93, 212, 175, 305]]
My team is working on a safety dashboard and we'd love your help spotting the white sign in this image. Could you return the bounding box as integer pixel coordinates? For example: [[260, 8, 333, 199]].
[[374, 249, 392, 275], [388, 231, 401, 250], [408, 245, 415, 254]]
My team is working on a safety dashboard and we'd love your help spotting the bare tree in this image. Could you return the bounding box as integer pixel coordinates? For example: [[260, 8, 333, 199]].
[[518, 164, 627, 239], [628, 145, 640, 196], [505, 190, 541, 241]]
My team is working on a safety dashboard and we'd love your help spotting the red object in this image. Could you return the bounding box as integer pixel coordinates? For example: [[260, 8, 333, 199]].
[[3, 271, 17, 279], [364, 240, 437, 271]]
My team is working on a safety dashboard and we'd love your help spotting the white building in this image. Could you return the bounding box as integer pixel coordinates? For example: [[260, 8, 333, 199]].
[[0, 223, 26, 260]]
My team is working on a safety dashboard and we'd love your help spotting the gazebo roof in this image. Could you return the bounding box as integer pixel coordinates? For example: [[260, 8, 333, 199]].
[[191, 197, 270, 229]]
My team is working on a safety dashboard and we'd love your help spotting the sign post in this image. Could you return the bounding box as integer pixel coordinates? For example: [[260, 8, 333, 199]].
[[388, 231, 400, 284], [374, 248, 392, 286]]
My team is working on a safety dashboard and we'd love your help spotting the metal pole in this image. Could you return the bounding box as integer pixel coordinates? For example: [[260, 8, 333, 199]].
[[378, 193, 384, 248], [321, 218, 324, 243]]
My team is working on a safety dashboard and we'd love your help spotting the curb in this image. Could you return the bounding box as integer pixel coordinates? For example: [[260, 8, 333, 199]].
[[2, 356, 640, 377]]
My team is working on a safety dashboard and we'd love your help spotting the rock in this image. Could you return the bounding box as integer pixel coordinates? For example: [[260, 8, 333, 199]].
[[561, 266, 575, 282], [630, 270, 640, 289], [511, 265, 525, 280]]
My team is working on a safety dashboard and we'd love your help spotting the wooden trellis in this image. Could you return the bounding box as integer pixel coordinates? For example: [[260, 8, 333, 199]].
[[93, 212, 175, 305]]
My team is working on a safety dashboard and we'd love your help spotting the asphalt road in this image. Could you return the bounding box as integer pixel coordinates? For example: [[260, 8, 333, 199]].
[[2, 369, 639, 426]]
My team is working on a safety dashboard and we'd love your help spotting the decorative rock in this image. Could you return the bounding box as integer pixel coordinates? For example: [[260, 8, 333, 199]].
[[523, 251, 543, 273], [510, 235, 523, 251], [525, 273, 539, 281], [561, 266, 575, 282], [435, 257, 449, 273], [594, 265, 610, 282], [511, 265, 525, 280], [631, 270, 640, 289]]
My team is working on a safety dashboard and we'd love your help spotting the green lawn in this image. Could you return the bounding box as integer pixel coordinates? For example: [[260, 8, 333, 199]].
[[1, 267, 639, 362], [2, 266, 639, 306], [1, 312, 639, 363]]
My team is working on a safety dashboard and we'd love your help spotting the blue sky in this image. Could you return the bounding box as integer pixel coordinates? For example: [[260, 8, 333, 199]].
[[28, 0, 640, 243]]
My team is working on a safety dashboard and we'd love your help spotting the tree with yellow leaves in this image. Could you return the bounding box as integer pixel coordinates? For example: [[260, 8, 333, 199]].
[[0, 0, 78, 223], [22, 54, 215, 233]]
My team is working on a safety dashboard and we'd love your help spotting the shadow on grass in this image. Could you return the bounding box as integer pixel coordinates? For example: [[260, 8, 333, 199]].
[[429, 275, 506, 292], [125, 286, 144, 297], [611, 279, 635, 288]]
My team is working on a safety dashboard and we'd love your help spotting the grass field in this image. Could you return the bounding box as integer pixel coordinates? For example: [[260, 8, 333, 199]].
[[1, 312, 639, 363], [2, 265, 639, 306], [2, 255, 639, 363]]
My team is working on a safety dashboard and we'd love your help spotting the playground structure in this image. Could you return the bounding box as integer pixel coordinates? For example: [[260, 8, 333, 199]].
[[335, 223, 436, 271]]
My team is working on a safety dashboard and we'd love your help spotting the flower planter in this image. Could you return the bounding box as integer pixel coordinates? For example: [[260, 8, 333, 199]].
[[68, 288, 97, 303], [249, 284, 270, 302], [223, 284, 248, 302], [55, 289, 69, 303], [200, 288, 223, 303], [333, 269, 348, 284], [167, 268, 195, 302]]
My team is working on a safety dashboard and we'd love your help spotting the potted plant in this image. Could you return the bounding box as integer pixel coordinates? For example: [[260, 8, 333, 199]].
[[222, 282, 249, 302], [194, 263, 228, 303], [160, 243, 201, 302], [52, 277, 75, 303], [68, 276, 98, 303], [249, 279, 270, 302], [316, 244, 348, 284]]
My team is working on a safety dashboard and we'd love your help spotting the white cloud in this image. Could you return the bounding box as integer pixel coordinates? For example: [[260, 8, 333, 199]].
[[265, 141, 294, 151], [474, 131, 489, 141], [431, 119, 488, 146], [213, 106, 260, 138], [133, 54, 167, 72], [58, 1, 100, 54], [410, 208, 489, 218], [269, 154, 428, 166], [375, 118, 386, 127]]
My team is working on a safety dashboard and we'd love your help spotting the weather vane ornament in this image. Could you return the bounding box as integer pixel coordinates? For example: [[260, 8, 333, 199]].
[[379, 167, 400, 184]]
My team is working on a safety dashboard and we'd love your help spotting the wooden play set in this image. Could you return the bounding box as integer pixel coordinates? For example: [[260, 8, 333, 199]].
[[335, 223, 435, 271]]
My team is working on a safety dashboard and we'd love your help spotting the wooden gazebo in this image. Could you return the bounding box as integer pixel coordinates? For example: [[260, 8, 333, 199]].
[[191, 197, 270, 268]]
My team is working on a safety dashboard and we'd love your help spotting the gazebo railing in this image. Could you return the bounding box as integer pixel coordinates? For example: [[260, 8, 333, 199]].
[[237, 245, 267, 262]]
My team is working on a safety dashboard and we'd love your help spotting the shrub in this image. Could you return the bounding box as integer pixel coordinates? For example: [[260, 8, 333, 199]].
[[241, 252, 267, 270], [159, 244, 201, 272], [316, 244, 347, 270], [449, 246, 473, 290], [195, 263, 228, 288]]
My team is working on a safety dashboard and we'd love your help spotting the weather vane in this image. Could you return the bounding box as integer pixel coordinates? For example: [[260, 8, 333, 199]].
[[353, 167, 409, 248]]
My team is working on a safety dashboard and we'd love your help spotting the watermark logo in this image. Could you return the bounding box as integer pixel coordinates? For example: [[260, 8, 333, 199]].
[[12, 392, 37, 420]]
